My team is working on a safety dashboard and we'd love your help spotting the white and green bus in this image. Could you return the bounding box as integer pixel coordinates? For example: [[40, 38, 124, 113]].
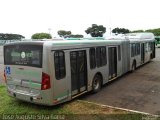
[[3, 33, 155, 106]]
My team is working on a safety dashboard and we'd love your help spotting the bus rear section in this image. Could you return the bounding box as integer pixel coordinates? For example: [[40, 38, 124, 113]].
[[4, 43, 53, 105]]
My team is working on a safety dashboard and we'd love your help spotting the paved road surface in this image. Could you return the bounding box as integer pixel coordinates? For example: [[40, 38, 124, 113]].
[[82, 48, 160, 115]]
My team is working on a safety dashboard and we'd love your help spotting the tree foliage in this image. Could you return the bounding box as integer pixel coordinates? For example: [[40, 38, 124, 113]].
[[57, 30, 71, 38], [85, 24, 106, 37], [145, 28, 160, 36], [0, 33, 25, 40], [57, 30, 83, 38], [31, 33, 52, 39], [112, 27, 130, 34], [131, 28, 160, 36], [131, 30, 144, 33]]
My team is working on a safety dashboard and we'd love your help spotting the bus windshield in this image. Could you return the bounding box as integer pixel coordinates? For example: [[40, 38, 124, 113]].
[[4, 44, 43, 68]]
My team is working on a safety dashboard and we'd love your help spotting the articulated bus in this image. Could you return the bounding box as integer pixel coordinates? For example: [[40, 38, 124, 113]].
[[3, 33, 155, 106]]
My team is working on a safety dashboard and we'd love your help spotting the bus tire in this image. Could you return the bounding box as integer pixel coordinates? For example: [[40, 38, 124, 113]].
[[132, 61, 136, 71], [92, 74, 102, 93]]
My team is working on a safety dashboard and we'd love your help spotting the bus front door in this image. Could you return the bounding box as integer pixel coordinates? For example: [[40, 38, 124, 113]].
[[141, 43, 145, 63], [70, 50, 87, 97], [108, 47, 117, 80]]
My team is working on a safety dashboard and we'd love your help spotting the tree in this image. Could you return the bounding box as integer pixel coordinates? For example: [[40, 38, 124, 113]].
[[0, 33, 25, 40], [85, 24, 106, 37], [131, 30, 144, 33], [57, 30, 71, 38], [57, 30, 83, 38], [145, 28, 160, 36], [31, 33, 52, 39], [112, 27, 130, 34]]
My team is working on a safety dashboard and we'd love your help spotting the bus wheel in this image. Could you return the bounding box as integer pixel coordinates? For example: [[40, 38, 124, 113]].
[[132, 61, 136, 71], [92, 74, 102, 93]]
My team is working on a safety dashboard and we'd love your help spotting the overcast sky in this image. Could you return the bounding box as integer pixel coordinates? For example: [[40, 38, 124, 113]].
[[0, 0, 160, 38]]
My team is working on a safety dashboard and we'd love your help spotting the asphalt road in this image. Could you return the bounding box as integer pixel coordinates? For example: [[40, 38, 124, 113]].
[[82, 48, 160, 115]]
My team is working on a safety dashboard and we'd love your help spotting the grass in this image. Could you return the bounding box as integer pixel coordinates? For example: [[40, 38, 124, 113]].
[[0, 85, 159, 120]]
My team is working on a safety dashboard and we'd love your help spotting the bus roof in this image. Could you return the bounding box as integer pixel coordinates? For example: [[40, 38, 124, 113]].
[[126, 32, 155, 40], [4, 38, 127, 50], [4, 32, 155, 49]]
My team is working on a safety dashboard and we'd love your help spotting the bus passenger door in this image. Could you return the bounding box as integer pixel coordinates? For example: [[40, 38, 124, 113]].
[[108, 47, 117, 80], [70, 50, 87, 97], [141, 43, 145, 63]]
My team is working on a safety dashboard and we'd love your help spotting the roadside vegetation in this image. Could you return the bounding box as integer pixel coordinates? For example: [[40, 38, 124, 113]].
[[0, 85, 158, 120]]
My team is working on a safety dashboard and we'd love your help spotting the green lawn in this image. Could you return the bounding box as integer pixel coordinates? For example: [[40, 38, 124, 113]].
[[0, 85, 158, 120]]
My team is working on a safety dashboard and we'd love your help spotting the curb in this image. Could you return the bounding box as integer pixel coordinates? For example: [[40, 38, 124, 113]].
[[78, 100, 159, 117]]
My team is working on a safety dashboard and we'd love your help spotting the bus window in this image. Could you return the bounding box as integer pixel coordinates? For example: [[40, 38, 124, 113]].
[[101, 47, 107, 65], [96, 47, 101, 67], [54, 51, 66, 80], [135, 44, 138, 55], [4, 45, 43, 68], [135, 43, 140, 56], [131, 43, 136, 57], [137, 43, 140, 55], [89, 48, 96, 69], [96, 47, 107, 67]]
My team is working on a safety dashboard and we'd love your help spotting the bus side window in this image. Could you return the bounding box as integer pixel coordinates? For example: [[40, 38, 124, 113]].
[[135, 44, 138, 56], [96, 47, 101, 67], [133, 44, 136, 56], [131, 43, 135, 57], [137, 43, 140, 55], [96, 47, 107, 67], [54, 51, 66, 80], [89, 48, 96, 69], [101, 47, 107, 65]]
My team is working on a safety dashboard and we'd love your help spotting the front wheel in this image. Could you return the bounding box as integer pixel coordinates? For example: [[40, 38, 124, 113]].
[[92, 75, 102, 93]]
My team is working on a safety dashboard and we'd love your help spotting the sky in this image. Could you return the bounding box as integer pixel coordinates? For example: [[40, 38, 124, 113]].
[[0, 0, 160, 38]]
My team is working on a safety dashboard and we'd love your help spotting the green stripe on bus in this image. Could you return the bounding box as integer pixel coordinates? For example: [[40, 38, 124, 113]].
[[29, 80, 41, 87], [30, 82, 41, 87], [54, 90, 69, 99]]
